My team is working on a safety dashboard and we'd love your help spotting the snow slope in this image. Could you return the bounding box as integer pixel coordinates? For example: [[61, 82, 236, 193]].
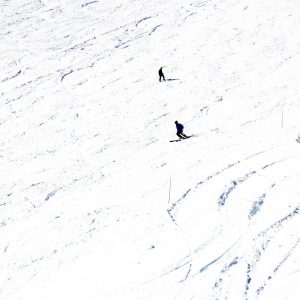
[[1, 0, 300, 299]]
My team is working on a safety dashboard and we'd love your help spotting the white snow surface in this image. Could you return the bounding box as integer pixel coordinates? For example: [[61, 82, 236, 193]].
[[1, 0, 300, 299]]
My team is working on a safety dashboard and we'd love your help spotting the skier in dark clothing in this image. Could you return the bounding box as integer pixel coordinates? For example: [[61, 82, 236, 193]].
[[159, 67, 166, 82], [175, 121, 188, 139]]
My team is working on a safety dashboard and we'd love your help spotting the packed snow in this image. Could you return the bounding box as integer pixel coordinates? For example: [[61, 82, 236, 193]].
[[1, 0, 300, 299]]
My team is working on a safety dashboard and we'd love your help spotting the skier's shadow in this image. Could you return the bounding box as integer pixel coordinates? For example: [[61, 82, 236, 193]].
[[166, 78, 180, 81]]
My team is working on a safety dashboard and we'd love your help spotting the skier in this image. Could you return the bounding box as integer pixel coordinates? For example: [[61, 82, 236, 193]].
[[175, 121, 188, 139], [159, 67, 166, 82]]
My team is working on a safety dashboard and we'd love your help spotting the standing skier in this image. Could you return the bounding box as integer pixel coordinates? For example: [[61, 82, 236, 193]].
[[175, 121, 188, 139], [159, 67, 166, 82]]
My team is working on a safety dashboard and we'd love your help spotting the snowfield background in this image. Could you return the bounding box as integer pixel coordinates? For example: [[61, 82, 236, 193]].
[[1, 0, 300, 299]]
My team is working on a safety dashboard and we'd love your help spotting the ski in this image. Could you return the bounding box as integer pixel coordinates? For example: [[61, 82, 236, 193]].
[[169, 136, 192, 142]]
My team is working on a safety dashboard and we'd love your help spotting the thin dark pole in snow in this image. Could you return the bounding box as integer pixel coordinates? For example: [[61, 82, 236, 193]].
[[168, 176, 172, 203], [281, 104, 284, 128]]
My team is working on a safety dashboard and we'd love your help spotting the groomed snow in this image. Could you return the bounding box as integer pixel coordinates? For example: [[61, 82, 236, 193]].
[[1, 0, 300, 299]]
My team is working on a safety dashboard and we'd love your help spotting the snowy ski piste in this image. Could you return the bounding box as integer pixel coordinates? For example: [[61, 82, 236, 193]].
[[1, 0, 300, 299]]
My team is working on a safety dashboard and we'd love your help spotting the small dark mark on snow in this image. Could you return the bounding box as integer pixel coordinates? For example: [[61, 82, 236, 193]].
[[167, 209, 177, 224], [149, 24, 163, 35], [136, 16, 152, 27], [1, 70, 22, 83], [183, 13, 196, 22], [249, 194, 266, 219], [218, 171, 256, 206], [244, 263, 252, 297], [78, 80, 88, 85], [221, 257, 239, 273], [258, 206, 299, 237], [168, 188, 191, 216], [61, 70, 73, 81], [81, 1, 98, 8], [213, 257, 239, 294], [45, 189, 60, 201], [200, 254, 223, 273], [30, 182, 43, 187], [262, 162, 276, 169], [180, 263, 192, 282]]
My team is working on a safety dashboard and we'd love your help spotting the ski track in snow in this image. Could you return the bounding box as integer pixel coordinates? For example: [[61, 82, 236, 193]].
[[168, 148, 298, 219], [1, 0, 300, 299], [209, 206, 300, 299], [255, 237, 300, 297], [245, 207, 300, 298], [163, 145, 300, 298], [217, 170, 257, 206]]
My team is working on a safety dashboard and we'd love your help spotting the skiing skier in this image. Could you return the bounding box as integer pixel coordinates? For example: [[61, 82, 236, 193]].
[[159, 67, 166, 82], [175, 121, 188, 139]]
